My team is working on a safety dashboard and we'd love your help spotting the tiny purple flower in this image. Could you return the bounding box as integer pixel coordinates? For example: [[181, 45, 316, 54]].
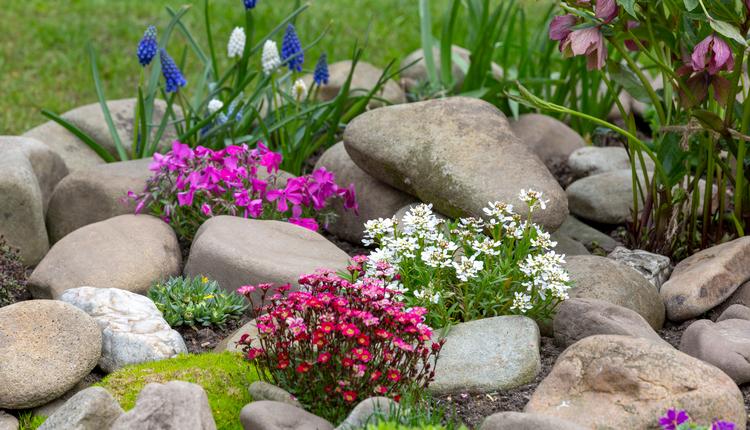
[[659, 408, 689, 430]]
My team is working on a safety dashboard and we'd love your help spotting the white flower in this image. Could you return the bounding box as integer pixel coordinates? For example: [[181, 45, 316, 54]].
[[510, 292, 533, 313], [362, 218, 396, 246], [420, 246, 452, 268], [531, 226, 556, 250], [292, 79, 308, 101], [414, 289, 441, 304], [207, 99, 224, 114], [402, 204, 442, 238], [261, 40, 281, 75], [384, 236, 420, 259], [519, 189, 548, 211], [453, 255, 484, 282], [227, 27, 246, 59], [472, 237, 502, 256]]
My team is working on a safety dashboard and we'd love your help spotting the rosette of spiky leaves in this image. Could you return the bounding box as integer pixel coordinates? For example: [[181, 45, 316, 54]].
[[148, 275, 248, 328]]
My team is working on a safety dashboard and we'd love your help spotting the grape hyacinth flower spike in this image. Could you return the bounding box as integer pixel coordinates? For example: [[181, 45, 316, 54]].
[[137, 26, 158, 67], [228, 27, 246, 59], [313, 54, 329, 85], [159, 48, 187, 93], [243, 0, 257, 9], [281, 24, 304, 72], [261, 40, 281, 75]]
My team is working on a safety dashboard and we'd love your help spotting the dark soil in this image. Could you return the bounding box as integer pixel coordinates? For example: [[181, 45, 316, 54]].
[[323, 230, 370, 258], [435, 337, 564, 428], [176, 315, 251, 354]]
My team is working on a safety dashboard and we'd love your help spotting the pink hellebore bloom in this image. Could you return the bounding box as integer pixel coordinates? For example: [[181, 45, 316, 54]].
[[691, 35, 734, 75], [564, 27, 608, 71], [595, 0, 618, 23], [549, 14, 577, 45]]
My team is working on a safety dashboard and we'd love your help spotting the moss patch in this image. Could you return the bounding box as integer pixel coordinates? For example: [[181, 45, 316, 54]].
[[97, 352, 260, 430]]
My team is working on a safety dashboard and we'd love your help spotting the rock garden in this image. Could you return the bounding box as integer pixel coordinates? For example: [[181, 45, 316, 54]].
[[3, 0, 750, 429]]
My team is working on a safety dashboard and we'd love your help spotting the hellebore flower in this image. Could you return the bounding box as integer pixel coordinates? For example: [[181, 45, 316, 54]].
[[159, 48, 187, 93], [228, 27, 246, 59], [243, 0, 257, 9], [549, 14, 577, 45], [595, 0, 618, 23], [691, 34, 734, 75], [563, 27, 608, 70], [281, 24, 304, 72], [137, 26, 158, 67], [262, 40, 281, 75], [658, 409, 689, 430], [313, 54, 330, 85]]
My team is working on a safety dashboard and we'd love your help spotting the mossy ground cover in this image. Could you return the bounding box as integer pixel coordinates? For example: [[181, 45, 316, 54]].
[[97, 352, 261, 430]]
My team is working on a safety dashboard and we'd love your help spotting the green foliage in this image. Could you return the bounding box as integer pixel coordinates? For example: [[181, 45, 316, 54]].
[[149, 276, 247, 328], [0, 237, 28, 308], [97, 352, 260, 430], [360, 392, 467, 430], [365, 424, 458, 430], [17, 413, 46, 430]]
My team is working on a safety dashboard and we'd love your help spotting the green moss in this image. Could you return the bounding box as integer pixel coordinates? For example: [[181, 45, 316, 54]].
[[96, 352, 260, 430], [17, 413, 46, 430]]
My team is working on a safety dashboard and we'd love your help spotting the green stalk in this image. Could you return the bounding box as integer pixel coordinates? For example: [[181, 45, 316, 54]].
[[612, 40, 666, 126], [204, 0, 220, 81]]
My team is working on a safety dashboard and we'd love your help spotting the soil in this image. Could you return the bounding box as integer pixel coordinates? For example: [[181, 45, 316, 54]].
[[323, 230, 371, 257], [176, 315, 251, 354]]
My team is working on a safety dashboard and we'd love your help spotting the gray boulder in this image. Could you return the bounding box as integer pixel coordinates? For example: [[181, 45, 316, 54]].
[[306, 61, 405, 108], [314, 142, 415, 244], [568, 146, 654, 178], [239, 401, 333, 430], [248, 382, 302, 408], [28, 215, 181, 298], [680, 318, 750, 384], [111, 381, 216, 430], [400, 45, 503, 92], [46, 158, 151, 243], [185, 217, 350, 296], [717, 304, 750, 322], [551, 232, 589, 256], [553, 298, 668, 347], [344, 97, 568, 231], [429, 316, 540, 395], [60, 287, 187, 373], [607, 246, 672, 290], [557, 215, 621, 253], [510, 114, 585, 171], [566, 169, 643, 225], [0, 146, 48, 265], [336, 397, 398, 430], [565, 255, 665, 329], [480, 411, 584, 430], [0, 412, 18, 430], [38, 387, 123, 430]]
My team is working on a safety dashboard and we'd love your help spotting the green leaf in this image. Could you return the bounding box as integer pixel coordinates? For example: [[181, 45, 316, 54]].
[[41, 110, 117, 163], [682, 0, 699, 11], [692, 109, 727, 134], [418, 0, 439, 85], [710, 20, 747, 46], [617, 0, 637, 17], [88, 44, 128, 161], [608, 62, 652, 104]]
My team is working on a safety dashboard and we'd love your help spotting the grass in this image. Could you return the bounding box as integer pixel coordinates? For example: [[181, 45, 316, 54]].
[[96, 352, 261, 430], [1, 0, 551, 136]]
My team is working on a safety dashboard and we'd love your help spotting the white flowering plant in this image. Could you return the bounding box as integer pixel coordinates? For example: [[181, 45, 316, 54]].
[[360, 190, 571, 328]]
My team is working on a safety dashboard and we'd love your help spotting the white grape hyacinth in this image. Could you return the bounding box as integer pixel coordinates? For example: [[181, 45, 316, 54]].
[[292, 79, 308, 101], [207, 99, 224, 114], [227, 27, 246, 59], [261, 40, 281, 75]]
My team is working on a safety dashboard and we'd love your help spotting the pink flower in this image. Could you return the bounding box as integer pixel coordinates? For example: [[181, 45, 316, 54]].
[[563, 27, 608, 70], [238, 285, 256, 295], [549, 14, 577, 44], [177, 190, 195, 206], [201, 203, 213, 216], [595, 0, 618, 23], [691, 34, 734, 75], [289, 217, 319, 231]]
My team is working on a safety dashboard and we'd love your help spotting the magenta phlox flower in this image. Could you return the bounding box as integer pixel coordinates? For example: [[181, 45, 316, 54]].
[[658, 409, 689, 430]]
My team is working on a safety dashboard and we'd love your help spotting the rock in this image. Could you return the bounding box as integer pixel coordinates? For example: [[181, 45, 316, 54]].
[[23, 120, 104, 173], [344, 97, 568, 231], [566, 169, 644, 225], [46, 159, 151, 243], [306, 61, 405, 108], [0, 300, 101, 409], [568, 146, 654, 178], [565, 255, 665, 329], [184, 217, 350, 295], [429, 316, 540, 395], [553, 298, 668, 347], [111, 381, 216, 430], [680, 319, 750, 384], [0, 412, 18, 430], [60, 287, 187, 373], [480, 411, 585, 430], [0, 146, 49, 266], [661, 237, 750, 321], [557, 215, 621, 253], [32, 374, 99, 418], [0, 136, 68, 214], [717, 304, 750, 322], [510, 114, 585, 171], [239, 401, 333, 430], [400, 45, 503, 92], [28, 215, 181, 299], [550, 232, 589, 256], [314, 142, 416, 244], [336, 397, 398, 430], [607, 246, 673, 290], [525, 335, 746, 429], [215, 319, 260, 353], [248, 382, 302, 408], [714, 280, 750, 317], [38, 387, 123, 430]]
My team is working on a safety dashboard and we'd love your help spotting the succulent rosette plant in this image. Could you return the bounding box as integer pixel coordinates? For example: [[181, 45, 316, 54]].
[[237, 269, 443, 423], [130, 141, 357, 241]]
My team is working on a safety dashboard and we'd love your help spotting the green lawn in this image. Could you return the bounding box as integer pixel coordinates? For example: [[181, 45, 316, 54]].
[[0, 0, 549, 135]]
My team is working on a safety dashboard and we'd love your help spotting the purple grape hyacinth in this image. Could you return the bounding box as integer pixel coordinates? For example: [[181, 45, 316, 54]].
[[281, 24, 304, 72], [159, 48, 187, 93], [137, 26, 158, 67], [313, 54, 329, 85], [243, 0, 257, 9]]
